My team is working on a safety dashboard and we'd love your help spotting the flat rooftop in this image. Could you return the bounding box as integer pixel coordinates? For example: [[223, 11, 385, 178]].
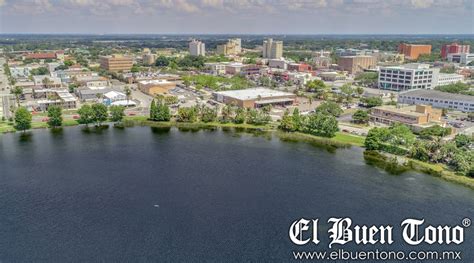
[[214, 88, 295, 100], [373, 105, 426, 117], [138, 79, 173, 85], [400, 89, 474, 103]]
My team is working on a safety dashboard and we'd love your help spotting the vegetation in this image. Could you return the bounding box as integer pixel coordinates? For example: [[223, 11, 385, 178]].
[[47, 106, 63, 128], [14, 107, 32, 132], [30, 67, 50, 76], [434, 82, 473, 96], [354, 72, 378, 86], [77, 105, 94, 126], [360, 97, 383, 108], [91, 103, 108, 126], [418, 125, 451, 139], [110, 105, 125, 123], [149, 99, 171, 121], [315, 101, 343, 117], [182, 74, 250, 91], [352, 109, 369, 124], [10, 86, 23, 107]]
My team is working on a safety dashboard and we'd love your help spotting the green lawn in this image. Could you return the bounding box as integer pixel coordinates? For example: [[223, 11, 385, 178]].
[[333, 132, 365, 146]]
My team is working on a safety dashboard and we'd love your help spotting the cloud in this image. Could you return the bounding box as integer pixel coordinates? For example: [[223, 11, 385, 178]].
[[0, 0, 5, 7], [410, 0, 434, 9]]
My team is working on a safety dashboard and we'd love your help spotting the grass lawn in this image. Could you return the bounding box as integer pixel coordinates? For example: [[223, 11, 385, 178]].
[[333, 132, 365, 146], [0, 121, 15, 133]]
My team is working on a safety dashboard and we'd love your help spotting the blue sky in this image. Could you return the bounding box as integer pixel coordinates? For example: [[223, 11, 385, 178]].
[[0, 0, 473, 34]]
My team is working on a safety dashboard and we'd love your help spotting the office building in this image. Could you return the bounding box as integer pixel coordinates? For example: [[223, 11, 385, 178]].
[[378, 63, 439, 91], [398, 44, 432, 60], [447, 53, 474, 65], [441, 43, 470, 59], [217, 38, 241, 56], [100, 55, 133, 72], [262, 38, 283, 59], [398, 89, 474, 112], [213, 88, 296, 108], [370, 104, 445, 131], [189, 40, 206, 56], [142, 53, 156, 65], [338, 56, 376, 74]]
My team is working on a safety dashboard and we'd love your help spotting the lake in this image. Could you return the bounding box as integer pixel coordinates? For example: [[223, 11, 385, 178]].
[[0, 126, 473, 262]]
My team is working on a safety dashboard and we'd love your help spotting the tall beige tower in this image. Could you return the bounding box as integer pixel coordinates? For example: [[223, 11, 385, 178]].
[[263, 38, 283, 59]]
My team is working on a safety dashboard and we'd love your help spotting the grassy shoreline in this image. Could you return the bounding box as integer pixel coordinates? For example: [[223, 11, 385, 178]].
[[2, 117, 473, 190]]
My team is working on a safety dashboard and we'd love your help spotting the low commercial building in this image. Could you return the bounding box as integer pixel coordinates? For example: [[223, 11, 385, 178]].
[[213, 88, 296, 108], [398, 89, 474, 112], [33, 89, 77, 111], [318, 71, 345, 81], [370, 104, 445, 131], [338, 56, 376, 74], [76, 88, 112, 101], [204, 62, 227, 75], [434, 73, 464, 87], [398, 43, 432, 60], [225, 63, 244, 75], [137, 79, 176, 96], [100, 55, 133, 72], [32, 75, 62, 88], [240, 64, 263, 75], [268, 59, 288, 70], [378, 63, 439, 91], [287, 63, 312, 72]]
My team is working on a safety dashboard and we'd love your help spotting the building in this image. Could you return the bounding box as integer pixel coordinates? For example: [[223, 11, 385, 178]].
[[398, 44, 432, 60], [370, 104, 445, 131], [33, 75, 62, 88], [318, 71, 346, 81], [217, 38, 241, 56], [441, 43, 470, 59], [378, 63, 439, 91], [137, 79, 176, 96], [433, 73, 464, 87], [447, 53, 474, 65], [189, 40, 206, 56], [76, 88, 113, 101], [99, 55, 133, 72], [262, 38, 283, 59], [338, 56, 376, 74], [204, 62, 227, 75], [33, 89, 77, 111], [398, 89, 474, 112], [225, 63, 244, 75], [268, 59, 288, 70], [213, 88, 296, 108], [287, 63, 312, 72], [24, 52, 57, 60], [142, 53, 156, 65]]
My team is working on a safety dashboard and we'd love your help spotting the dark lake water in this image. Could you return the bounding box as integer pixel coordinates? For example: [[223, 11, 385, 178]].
[[0, 126, 473, 262]]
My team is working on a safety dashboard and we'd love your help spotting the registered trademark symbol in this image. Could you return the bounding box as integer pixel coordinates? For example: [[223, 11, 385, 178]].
[[462, 218, 471, 227]]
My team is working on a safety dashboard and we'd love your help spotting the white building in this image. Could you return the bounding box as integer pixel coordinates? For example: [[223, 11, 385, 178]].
[[378, 63, 439, 91], [262, 38, 283, 59], [447, 53, 474, 65], [398, 89, 474, 112], [189, 39, 205, 56], [204, 62, 227, 75], [433, 73, 464, 87], [268, 59, 288, 70]]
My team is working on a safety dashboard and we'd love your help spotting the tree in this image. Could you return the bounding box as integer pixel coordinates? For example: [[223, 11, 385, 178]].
[[354, 72, 378, 86], [246, 108, 271, 125], [388, 123, 415, 147], [292, 108, 302, 131], [361, 97, 383, 108], [303, 113, 339, 138], [419, 125, 451, 139], [316, 101, 343, 117], [200, 107, 217, 123], [355, 86, 364, 97], [177, 107, 198, 122], [454, 134, 472, 148], [305, 79, 328, 99], [155, 56, 170, 67], [47, 105, 63, 128], [124, 86, 132, 106], [234, 108, 246, 124], [279, 109, 296, 132], [365, 127, 390, 150], [77, 105, 94, 126], [110, 105, 125, 123], [220, 105, 234, 123], [11, 86, 23, 107], [91, 103, 108, 126], [339, 84, 354, 104], [352, 109, 369, 124], [154, 99, 171, 121], [14, 107, 32, 132], [164, 96, 178, 105]]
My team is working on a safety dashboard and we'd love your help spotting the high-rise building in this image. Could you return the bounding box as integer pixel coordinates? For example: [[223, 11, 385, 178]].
[[262, 38, 283, 59], [378, 63, 439, 91], [99, 55, 133, 72], [441, 43, 470, 59], [217, 38, 242, 56], [398, 43, 432, 60], [337, 56, 376, 74], [189, 40, 206, 56]]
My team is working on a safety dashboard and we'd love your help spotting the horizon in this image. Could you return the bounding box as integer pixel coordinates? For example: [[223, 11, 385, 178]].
[[0, 0, 473, 35]]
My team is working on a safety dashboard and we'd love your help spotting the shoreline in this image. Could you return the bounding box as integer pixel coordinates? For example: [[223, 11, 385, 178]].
[[2, 117, 473, 190]]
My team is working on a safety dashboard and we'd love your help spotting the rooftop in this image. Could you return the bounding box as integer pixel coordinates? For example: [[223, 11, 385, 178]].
[[138, 79, 173, 85], [214, 88, 295, 100], [400, 89, 474, 102]]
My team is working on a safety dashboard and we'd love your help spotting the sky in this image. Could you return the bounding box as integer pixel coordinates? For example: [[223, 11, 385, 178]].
[[0, 0, 473, 34]]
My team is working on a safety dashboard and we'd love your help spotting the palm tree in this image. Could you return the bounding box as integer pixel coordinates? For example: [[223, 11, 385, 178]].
[[124, 86, 132, 106], [42, 77, 52, 88], [11, 86, 23, 107], [96, 93, 103, 102]]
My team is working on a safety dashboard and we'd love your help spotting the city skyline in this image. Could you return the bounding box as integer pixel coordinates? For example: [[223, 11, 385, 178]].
[[0, 0, 473, 34]]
